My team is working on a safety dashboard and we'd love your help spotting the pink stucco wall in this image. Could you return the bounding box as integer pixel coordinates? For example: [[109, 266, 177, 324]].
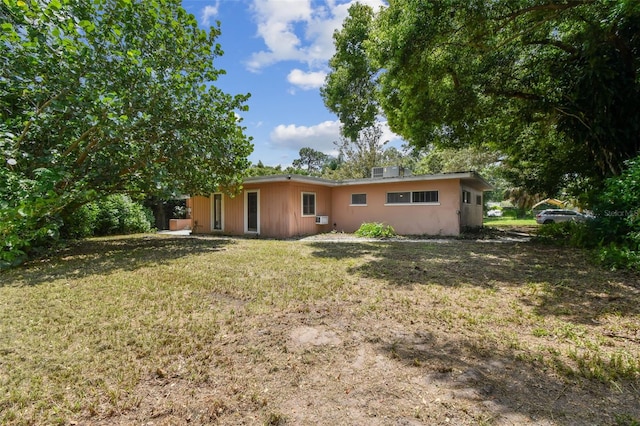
[[330, 179, 462, 236], [190, 174, 488, 237]]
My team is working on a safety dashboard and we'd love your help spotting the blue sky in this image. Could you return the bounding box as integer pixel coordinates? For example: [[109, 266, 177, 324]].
[[180, 0, 400, 167]]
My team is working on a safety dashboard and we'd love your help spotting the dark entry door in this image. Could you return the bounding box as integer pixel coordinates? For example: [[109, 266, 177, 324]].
[[246, 191, 258, 233]]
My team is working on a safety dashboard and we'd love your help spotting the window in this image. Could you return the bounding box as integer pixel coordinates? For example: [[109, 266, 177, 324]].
[[386, 191, 439, 205], [462, 190, 471, 204], [351, 193, 367, 205], [387, 192, 411, 204], [412, 191, 438, 203], [302, 192, 316, 216], [476, 195, 482, 205]]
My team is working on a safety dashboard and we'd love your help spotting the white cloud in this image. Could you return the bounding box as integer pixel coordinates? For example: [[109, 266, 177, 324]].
[[247, 0, 386, 72], [268, 119, 403, 155], [287, 68, 327, 90], [201, 2, 220, 26], [270, 120, 341, 153], [378, 120, 403, 145]]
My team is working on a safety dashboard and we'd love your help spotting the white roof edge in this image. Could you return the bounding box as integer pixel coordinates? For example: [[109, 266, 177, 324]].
[[243, 171, 493, 190], [243, 174, 337, 186]]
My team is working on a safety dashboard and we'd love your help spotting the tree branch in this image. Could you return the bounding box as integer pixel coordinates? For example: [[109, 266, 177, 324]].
[[484, 88, 544, 101], [497, 1, 597, 22], [63, 125, 99, 157], [16, 91, 66, 149], [526, 39, 578, 55]]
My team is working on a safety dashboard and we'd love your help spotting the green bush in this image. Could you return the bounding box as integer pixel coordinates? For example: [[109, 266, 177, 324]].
[[61, 194, 154, 238], [61, 203, 100, 239], [535, 221, 594, 248], [590, 156, 640, 270], [93, 194, 154, 236], [355, 222, 396, 238], [537, 156, 640, 271]]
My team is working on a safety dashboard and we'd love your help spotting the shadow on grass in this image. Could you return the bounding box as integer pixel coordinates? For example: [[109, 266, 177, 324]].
[[376, 330, 640, 424], [308, 240, 640, 323], [3, 235, 233, 287]]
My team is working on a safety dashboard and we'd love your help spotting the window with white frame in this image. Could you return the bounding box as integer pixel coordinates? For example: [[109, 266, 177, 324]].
[[351, 193, 367, 205], [302, 192, 316, 216], [386, 190, 438, 205], [462, 190, 471, 204]]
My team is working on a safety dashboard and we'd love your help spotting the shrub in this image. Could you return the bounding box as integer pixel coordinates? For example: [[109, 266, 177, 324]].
[[534, 221, 594, 248], [537, 156, 640, 271], [355, 222, 396, 238], [61, 194, 154, 238], [61, 203, 100, 239], [93, 194, 154, 236]]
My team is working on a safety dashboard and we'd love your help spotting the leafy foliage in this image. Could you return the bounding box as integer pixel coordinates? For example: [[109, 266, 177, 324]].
[[1, 0, 252, 264], [62, 194, 153, 239], [355, 222, 396, 238], [324, 0, 640, 197], [326, 125, 387, 179], [535, 155, 640, 271], [321, 3, 379, 141], [291, 147, 330, 175]]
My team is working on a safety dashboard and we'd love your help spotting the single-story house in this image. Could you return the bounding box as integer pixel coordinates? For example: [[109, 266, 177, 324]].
[[188, 171, 492, 238]]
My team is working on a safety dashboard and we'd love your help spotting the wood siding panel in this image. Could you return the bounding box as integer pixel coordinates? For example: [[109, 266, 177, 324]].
[[191, 195, 211, 233], [222, 193, 244, 235], [286, 183, 332, 236]]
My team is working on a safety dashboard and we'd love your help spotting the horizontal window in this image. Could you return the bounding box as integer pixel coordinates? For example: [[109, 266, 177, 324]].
[[386, 191, 438, 205], [386, 192, 411, 204], [351, 193, 367, 205], [412, 191, 438, 203]]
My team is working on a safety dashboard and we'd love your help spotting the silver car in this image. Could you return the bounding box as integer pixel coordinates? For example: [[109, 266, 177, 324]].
[[535, 209, 588, 224]]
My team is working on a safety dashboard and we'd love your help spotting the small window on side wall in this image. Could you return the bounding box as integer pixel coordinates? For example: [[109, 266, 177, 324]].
[[462, 190, 471, 204], [302, 192, 316, 216], [351, 193, 367, 205], [476, 195, 482, 205]]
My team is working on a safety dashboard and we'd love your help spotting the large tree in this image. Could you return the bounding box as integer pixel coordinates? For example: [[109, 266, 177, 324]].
[[324, 0, 640, 197], [320, 2, 379, 142], [328, 124, 387, 179], [292, 147, 330, 175], [0, 0, 252, 265]]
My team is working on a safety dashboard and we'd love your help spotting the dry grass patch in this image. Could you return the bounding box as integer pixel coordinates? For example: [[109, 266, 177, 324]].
[[0, 234, 639, 425]]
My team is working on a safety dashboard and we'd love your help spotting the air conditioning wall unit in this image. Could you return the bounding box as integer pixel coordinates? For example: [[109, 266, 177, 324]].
[[315, 215, 329, 225], [371, 167, 384, 178], [383, 166, 400, 178]]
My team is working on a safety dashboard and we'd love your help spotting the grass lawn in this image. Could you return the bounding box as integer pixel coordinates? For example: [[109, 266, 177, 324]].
[[1, 234, 639, 425], [484, 217, 538, 227]]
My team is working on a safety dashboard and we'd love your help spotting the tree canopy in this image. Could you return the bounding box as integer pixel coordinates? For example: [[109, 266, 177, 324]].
[[1, 0, 252, 265], [292, 147, 330, 175], [323, 0, 640, 197]]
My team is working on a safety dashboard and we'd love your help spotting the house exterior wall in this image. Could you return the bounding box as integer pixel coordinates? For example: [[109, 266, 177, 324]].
[[330, 179, 462, 236], [190, 173, 489, 238], [460, 185, 484, 229], [191, 195, 211, 233], [190, 181, 332, 238]]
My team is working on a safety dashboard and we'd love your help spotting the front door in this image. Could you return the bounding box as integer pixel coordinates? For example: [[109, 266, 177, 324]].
[[245, 190, 259, 233]]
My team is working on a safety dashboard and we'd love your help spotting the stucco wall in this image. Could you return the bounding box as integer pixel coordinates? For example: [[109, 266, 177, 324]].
[[330, 179, 462, 236], [460, 185, 484, 229], [190, 175, 486, 237]]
